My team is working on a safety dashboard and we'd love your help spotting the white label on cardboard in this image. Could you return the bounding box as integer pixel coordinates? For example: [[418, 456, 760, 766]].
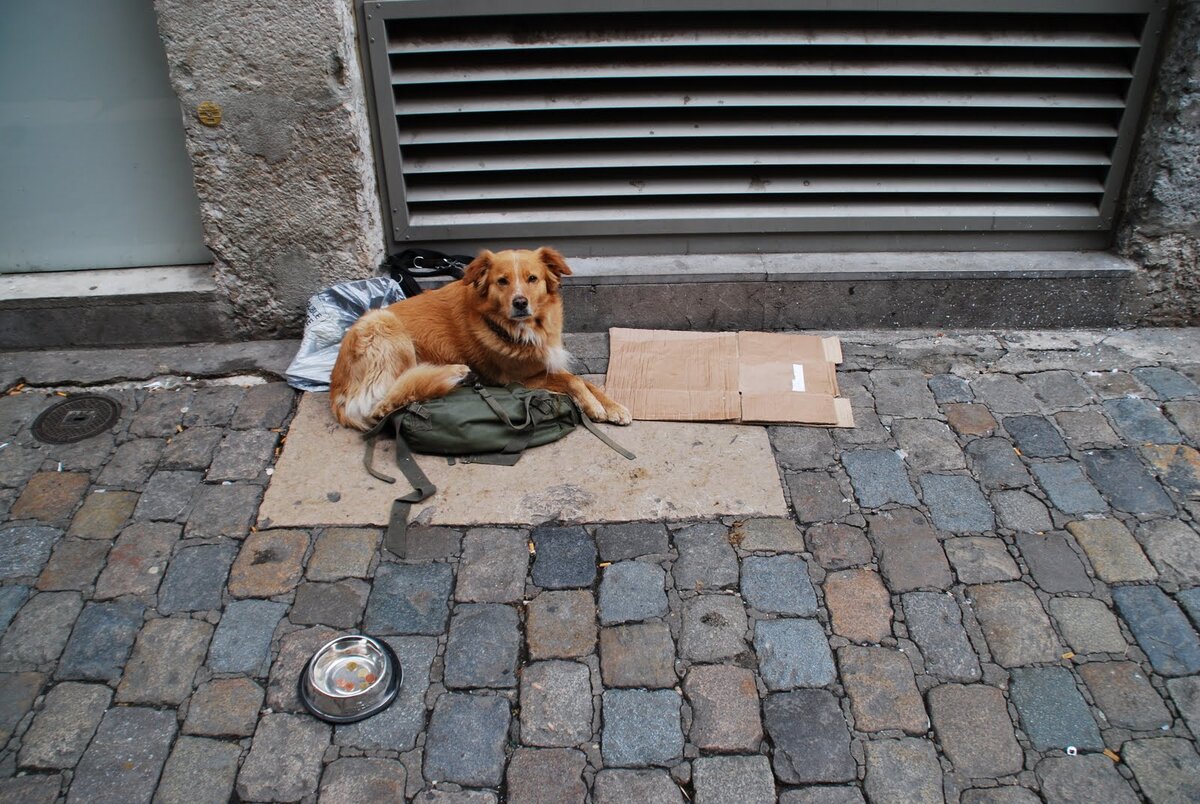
[[792, 364, 806, 393]]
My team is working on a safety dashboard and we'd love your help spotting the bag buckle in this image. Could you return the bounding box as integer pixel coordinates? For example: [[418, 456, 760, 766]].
[[401, 405, 432, 432]]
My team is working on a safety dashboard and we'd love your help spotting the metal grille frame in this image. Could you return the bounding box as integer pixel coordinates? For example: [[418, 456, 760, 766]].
[[358, 0, 1167, 255]]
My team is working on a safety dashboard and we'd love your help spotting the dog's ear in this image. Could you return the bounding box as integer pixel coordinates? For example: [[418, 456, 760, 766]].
[[537, 247, 573, 278], [537, 247, 572, 293], [462, 250, 493, 294]]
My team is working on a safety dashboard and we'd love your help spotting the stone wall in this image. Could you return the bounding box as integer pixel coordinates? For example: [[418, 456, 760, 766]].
[[154, 0, 384, 338], [1118, 0, 1200, 325]]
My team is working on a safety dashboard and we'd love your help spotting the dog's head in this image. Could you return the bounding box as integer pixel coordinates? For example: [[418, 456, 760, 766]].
[[462, 247, 572, 321]]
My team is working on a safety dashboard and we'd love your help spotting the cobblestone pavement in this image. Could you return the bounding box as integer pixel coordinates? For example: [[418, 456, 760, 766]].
[[1, 328, 1200, 803]]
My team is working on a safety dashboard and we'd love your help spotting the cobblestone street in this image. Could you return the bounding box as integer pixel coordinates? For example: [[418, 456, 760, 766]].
[[1, 328, 1200, 802]]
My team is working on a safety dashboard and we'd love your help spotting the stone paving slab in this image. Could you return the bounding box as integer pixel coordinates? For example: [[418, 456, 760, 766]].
[[1009, 667, 1104, 752], [927, 683, 1024, 777], [763, 688, 856, 784], [260, 393, 787, 527], [1, 329, 1199, 802], [863, 738, 943, 804], [68, 706, 176, 804]]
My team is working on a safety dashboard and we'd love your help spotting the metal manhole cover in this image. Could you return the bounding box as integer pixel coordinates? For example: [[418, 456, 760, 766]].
[[31, 394, 123, 444]]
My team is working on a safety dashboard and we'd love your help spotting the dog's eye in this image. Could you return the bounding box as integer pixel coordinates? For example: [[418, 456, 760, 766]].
[[527, 275, 538, 283], [496, 277, 509, 286]]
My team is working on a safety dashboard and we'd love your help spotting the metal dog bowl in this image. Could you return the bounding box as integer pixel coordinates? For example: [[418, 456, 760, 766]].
[[298, 635, 401, 724]]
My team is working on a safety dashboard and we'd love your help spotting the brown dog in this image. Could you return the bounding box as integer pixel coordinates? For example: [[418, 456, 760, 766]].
[[329, 247, 631, 431]]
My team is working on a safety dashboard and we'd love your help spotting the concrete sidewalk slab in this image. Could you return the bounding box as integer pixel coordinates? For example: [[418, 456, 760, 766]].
[[258, 393, 787, 528]]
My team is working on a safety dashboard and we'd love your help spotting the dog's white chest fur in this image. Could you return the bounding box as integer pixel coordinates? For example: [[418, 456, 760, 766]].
[[546, 346, 572, 373]]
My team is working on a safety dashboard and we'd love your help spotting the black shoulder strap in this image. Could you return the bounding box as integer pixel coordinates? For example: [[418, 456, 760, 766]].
[[383, 249, 471, 297]]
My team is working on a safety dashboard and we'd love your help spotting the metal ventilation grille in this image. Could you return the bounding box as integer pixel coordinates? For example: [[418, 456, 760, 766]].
[[361, 1, 1164, 253]]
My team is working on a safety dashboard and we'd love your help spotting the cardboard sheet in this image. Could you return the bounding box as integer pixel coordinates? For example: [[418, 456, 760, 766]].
[[606, 328, 854, 427], [605, 328, 740, 421]]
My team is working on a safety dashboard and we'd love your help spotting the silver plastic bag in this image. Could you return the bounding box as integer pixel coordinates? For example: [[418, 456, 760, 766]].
[[285, 277, 406, 391]]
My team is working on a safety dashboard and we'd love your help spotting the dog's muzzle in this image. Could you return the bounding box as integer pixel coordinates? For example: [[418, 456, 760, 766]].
[[510, 296, 532, 319]]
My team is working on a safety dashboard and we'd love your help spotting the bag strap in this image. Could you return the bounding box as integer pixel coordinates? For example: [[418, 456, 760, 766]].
[[383, 249, 471, 297], [476, 389, 638, 461], [382, 434, 439, 556], [475, 386, 537, 431], [362, 412, 438, 557], [577, 413, 637, 460], [458, 452, 524, 466]]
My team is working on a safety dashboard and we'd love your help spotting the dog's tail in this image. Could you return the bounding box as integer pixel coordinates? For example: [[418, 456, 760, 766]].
[[329, 310, 416, 431]]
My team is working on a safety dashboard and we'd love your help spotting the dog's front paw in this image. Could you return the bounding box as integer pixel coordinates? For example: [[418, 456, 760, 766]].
[[604, 402, 632, 425], [447, 364, 473, 385], [577, 397, 607, 421], [369, 401, 394, 422]]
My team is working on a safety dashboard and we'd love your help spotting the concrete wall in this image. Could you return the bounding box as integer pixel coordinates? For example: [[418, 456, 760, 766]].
[[153, 0, 385, 338], [1118, 0, 1200, 325]]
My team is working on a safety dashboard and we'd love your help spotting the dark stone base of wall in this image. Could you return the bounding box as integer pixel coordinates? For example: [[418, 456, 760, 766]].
[[0, 266, 238, 350], [1, 299, 237, 351], [564, 275, 1137, 333]]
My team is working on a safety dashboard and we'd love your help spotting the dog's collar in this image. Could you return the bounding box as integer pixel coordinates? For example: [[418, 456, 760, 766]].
[[483, 316, 521, 345]]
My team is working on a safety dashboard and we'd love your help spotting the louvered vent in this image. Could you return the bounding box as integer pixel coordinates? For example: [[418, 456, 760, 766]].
[[360, 1, 1164, 253]]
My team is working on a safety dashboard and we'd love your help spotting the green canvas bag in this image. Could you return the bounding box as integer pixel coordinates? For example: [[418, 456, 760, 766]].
[[362, 383, 634, 555]]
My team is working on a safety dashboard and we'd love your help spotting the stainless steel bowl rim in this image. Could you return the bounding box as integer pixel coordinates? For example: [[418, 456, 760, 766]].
[[308, 635, 391, 698], [298, 635, 402, 724]]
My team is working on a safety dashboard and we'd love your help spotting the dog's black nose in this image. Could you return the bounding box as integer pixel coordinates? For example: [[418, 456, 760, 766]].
[[512, 296, 529, 311]]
